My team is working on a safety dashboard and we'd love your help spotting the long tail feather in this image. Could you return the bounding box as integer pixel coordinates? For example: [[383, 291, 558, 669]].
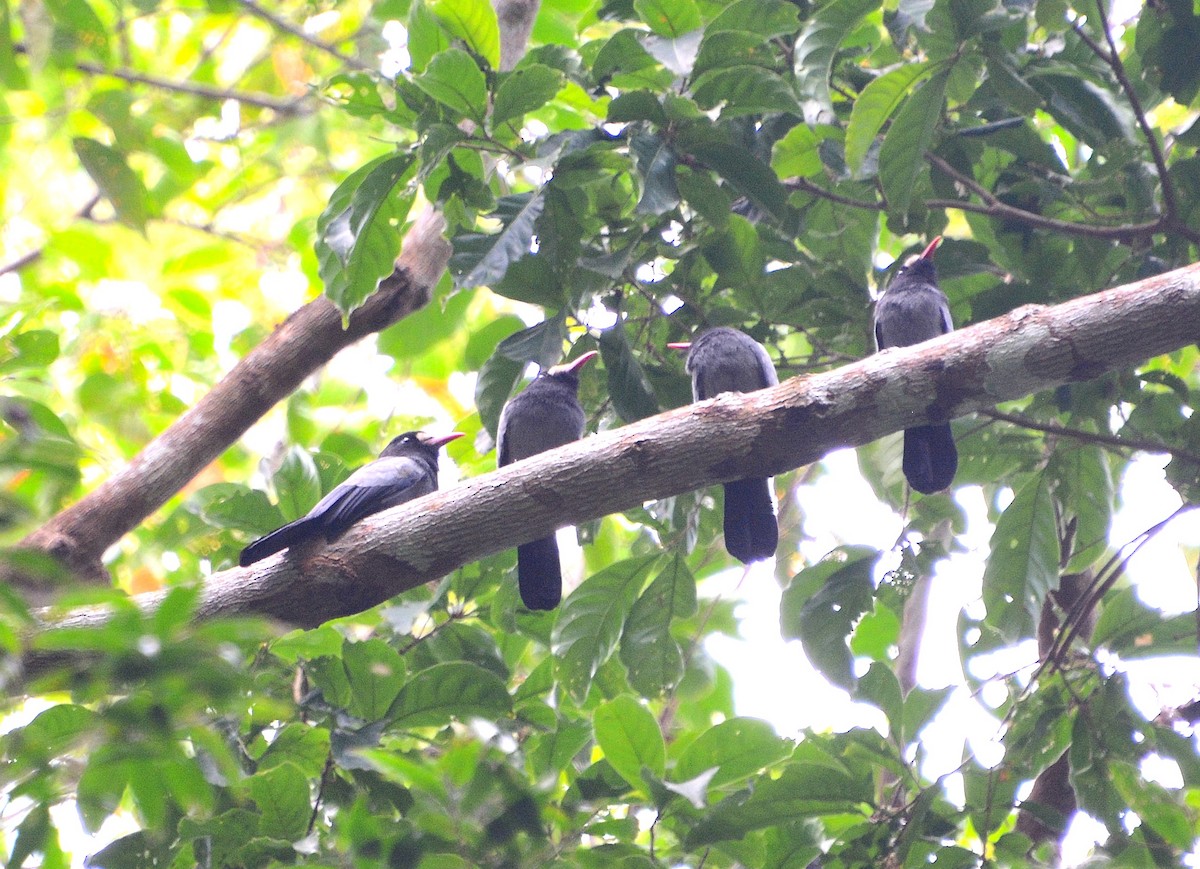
[[722, 478, 778, 563], [239, 518, 318, 567], [517, 536, 563, 610], [902, 424, 958, 495]]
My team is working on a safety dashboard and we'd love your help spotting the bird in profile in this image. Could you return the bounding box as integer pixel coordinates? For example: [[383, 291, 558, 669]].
[[239, 430, 463, 567], [668, 327, 779, 563], [497, 351, 597, 610], [872, 236, 957, 494]]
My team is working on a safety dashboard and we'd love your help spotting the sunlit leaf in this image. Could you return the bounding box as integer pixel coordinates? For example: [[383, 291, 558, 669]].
[[593, 695, 666, 789]]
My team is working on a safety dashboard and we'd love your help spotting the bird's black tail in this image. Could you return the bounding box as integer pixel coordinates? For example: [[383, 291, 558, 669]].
[[239, 517, 317, 567], [517, 536, 563, 610], [722, 478, 778, 563], [903, 423, 958, 495]]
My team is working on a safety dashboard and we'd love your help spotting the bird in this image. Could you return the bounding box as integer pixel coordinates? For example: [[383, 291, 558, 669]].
[[239, 430, 463, 567], [872, 236, 957, 494], [668, 327, 779, 563], [497, 350, 598, 610]]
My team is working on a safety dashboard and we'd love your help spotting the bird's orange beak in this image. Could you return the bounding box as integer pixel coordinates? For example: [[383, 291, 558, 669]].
[[425, 432, 465, 448], [666, 342, 692, 351], [562, 350, 599, 373], [920, 236, 942, 260]]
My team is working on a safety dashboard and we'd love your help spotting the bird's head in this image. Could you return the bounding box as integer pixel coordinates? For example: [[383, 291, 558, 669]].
[[382, 430, 464, 457], [543, 350, 599, 382], [893, 236, 941, 286]]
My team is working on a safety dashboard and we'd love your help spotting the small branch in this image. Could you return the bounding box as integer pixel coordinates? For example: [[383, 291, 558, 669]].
[[72, 58, 310, 114], [235, 0, 372, 73], [785, 178, 883, 211], [981, 408, 1200, 467], [0, 248, 43, 278], [1080, 1, 1180, 226]]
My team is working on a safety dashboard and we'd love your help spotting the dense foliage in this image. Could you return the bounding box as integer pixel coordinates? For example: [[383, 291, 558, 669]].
[[2, 0, 1199, 865]]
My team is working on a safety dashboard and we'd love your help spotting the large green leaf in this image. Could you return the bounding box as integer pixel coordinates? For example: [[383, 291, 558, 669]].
[[618, 554, 697, 696], [342, 638, 407, 721], [1048, 444, 1113, 572], [634, 0, 701, 37], [428, 0, 500, 69], [248, 762, 311, 842], [674, 717, 792, 789], [779, 546, 879, 691], [492, 64, 564, 129], [598, 320, 660, 423], [73, 138, 150, 232], [793, 0, 882, 116], [386, 661, 512, 728], [691, 67, 801, 116], [685, 141, 791, 223], [553, 555, 660, 702], [630, 132, 680, 215], [270, 447, 321, 522], [413, 47, 488, 123], [707, 0, 800, 37], [878, 69, 948, 214], [474, 315, 567, 438], [845, 62, 935, 176], [981, 470, 1060, 643], [593, 695, 666, 789], [686, 760, 871, 847], [315, 152, 418, 316], [451, 191, 545, 290]]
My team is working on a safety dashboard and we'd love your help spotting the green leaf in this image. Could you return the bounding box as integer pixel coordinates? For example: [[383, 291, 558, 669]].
[[630, 132, 679, 215], [342, 638, 407, 721], [73, 138, 150, 232], [386, 661, 512, 727], [674, 718, 791, 789], [618, 554, 697, 696], [413, 47, 488, 123], [0, 0, 28, 88], [794, 0, 882, 116], [553, 555, 659, 702], [451, 191, 545, 290], [878, 69, 947, 213], [1027, 73, 1133, 148], [271, 447, 321, 522], [845, 62, 934, 175], [0, 330, 60, 373], [248, 762, 311, 842], [599, 320, 660, 423], [771, 123, 829, 179], [981, 471, 1059, 643], [1048, 444, 1113, 572], [691, 66, 800, 117], [593, 695, 666, 789], [686, 760, 871, 847], [634, 0, 701, 37], [685, 141, 791, 223], [407, 0, 452, 72], [707, 0, 800, 37], [475, 352, 524, 441], [257, 724, 330, 779], [779, 546, 879, 691], [43, 0, 110, 60], [428, 0, 500, 69], [492, 64, 563, 128], [315, 152, 418, 317]]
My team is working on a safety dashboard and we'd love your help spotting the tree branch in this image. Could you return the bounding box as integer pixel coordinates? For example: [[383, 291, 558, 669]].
[[32, 263, 1200, 646], [980, 408, 1200, 467], [235, 0, 372, 73], [17, 210, 451, 584]]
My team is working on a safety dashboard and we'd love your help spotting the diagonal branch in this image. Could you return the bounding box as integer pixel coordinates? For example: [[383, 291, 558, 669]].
[[981, 408, 1200, 467], [235, 0, 372, 73], [32, 262, 1200, 646]]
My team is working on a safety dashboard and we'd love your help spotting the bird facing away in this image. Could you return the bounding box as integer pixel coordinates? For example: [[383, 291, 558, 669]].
[[668, 327, 779, 563], [239, 430, 463, 567], [497, 351, 597, 610], [872, 236, 958, 494]]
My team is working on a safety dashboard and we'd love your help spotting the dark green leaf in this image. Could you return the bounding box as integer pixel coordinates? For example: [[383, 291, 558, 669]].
[[315, 152, 417, 316], [386, 661, 512, 727], [878, 69, 947, 214], [630, 132, 679, 215], [593, 694, 666, 788], [343, 638, 407, 721], [271, 447, 321, 522], [492, 64, 564, 128], [451, 191, 545, 289], [0, 330, 60, 373], [553, 555, 659, 702], [691, 67, 800, 117], [618, 554, 697, 696], [981, 471, 1059, 643], [779, 546, 879, 690], [845, 62, 935, 175], [599, 320, 660, 423], [685, 141, 791, 223], [793, 0, 882, 115], [73, 138, 150, 232], [634, 0, 701, 37], [707, 0, 800, 37]]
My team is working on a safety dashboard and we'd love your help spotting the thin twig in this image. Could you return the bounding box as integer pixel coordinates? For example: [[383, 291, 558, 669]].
[[785, 178, 884, 211], [72, 58, 310, 113], [236, 0, 372, 72], [982, 408, 1200, 467]]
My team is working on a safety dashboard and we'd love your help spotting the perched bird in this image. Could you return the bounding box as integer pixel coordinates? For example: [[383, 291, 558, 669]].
[[498, 351, 598, 610], [872, 236, 957, 494], [239, 430, 463, 567], [668, 328, 779, 563]]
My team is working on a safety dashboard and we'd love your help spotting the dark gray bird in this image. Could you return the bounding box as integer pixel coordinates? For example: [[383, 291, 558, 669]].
[[239, 430, 463, 566], [668, 328, 779, 563], [873, 236, 957, 494], [498, 351, 597, 610]]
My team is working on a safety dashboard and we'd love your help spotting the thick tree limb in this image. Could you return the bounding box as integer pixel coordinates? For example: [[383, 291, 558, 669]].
[[43, 262, 1200, 634], [18, 210, 450, 583]]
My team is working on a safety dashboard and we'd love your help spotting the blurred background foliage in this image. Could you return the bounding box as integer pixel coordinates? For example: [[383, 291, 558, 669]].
[[2, 0, 1200, 864]]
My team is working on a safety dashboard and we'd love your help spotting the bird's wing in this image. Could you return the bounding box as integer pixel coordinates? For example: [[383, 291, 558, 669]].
[[310, 456, 433, 538], [940, 298, 954, 334], [497, 400, 513, 466], [752, 340, 779, 387]]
